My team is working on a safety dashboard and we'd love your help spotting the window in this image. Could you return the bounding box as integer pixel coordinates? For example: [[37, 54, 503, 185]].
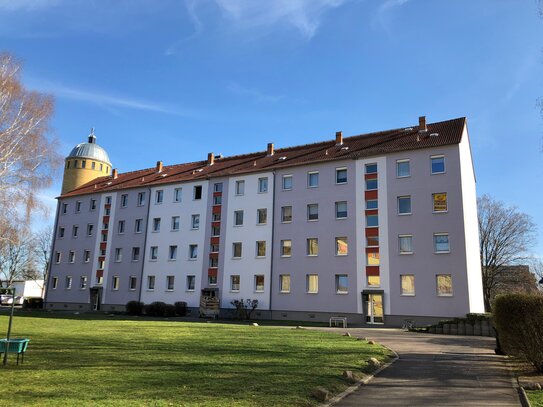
[[235, 180, 245, 195], [166, 276, 175, 291], [101, 233, 107, 243], [102, 221, 109, 230], [152, 218, 161, 232], [367, 275, 380, 287], [280, 240, 292, 257], [281, 206, 292, 223], [137, 192, 146, 206], [135, 219, 143, 233], [234, 210, 244, 226], [58, 227, 65, 238], [434, 233, 450, 253], [65, 276, 72, 289], [254, 275, 264, 292], [168, 245, 177, 260], [399, 235, 413, 254], [171, 216, 180, 231], [397, 160, 410, 177], [307, 238, 318, 256], [96, 275, 103, 285], [336, 237, 348, 255], [210, 244, 219, 253], [90, 199, 96, 211], [186, 275, 195, 291], [231, 275, 240, 291], [212, 225, 220, 236], [365, 163, 377, 174], [174, 188, 182, 202], [87, 224, 94, 236], [307, 204, 318, 221], [118, 220, 125, 234], [279, 275, 291, 293], [74, 160, 78, 168], [120, 194, 128, 208], [52, 277, 58, 289], [335, 201, 347, 219], [189, 244, 198, 259], [307, 274, 318, 293], [401, 275, 415, 296], [282, 175, 293, 191], [208, 275, 217, 285], [129, 276, 137, 291], [69, 251, 75, 263], [336, 168, 347, 184], [307, 171, 319, 188], [191, 214, 200, 229], [193, 185, 202, 200], [98, 260, 104, 270], [84, 250, 90, 263], [155, 190, 164, 204], [336, 275, 348, 294], [366, 178, 378, 190], [91, 161, 95, 170], [367, 236, 379, 247], [150, 246, 158, 260], [212, 213, 221, 222], [114, 248, 122, 262], [431, 155, 445, 174], [214, 183, 223, 193], [256, 241, 266, 257], [232, 242, 242, 258], [366, 214, 378, 227], [132, 247, 140, 261], [432, 193, 448, 212], [62, 203, 68, 214], [209, 257, 218, 268], [75, 201, 81, 213], [72, 225, 79, 238], [398, 196, 412, 215], [258, 177, 268, 193], [213, 195, 222, 205], [81, 160, 86, 169], [80, 276, 87, 290], [105, 207, 110, 216], [112, 276, 120, 291], [437, 274, 453, 296], [257, 208, 267, 225], [367, 252, 380, 265], [147, 276, 155, 290]]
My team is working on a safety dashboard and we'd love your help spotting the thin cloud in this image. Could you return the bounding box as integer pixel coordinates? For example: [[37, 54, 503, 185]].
[[374, 0, 410, 36], [166, 0, 204, 56], [227, 82, 283, 103]]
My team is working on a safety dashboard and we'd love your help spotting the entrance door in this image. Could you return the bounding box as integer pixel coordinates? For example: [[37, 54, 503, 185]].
[[366, 293, 384, 324], [89, 288, 101, 311]]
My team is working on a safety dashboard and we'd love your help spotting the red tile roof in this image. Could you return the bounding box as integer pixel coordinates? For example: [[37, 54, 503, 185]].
[[61, 117, 466, 197]]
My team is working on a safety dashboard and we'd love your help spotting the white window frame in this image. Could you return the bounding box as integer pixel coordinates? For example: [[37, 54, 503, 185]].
[[433, 233, 450, 253], [307, 203, 318, 221], [155, 190, 164, 204], [281, 206, 292, 223], [235, 180, 245, 196], [282, 175, 293, 191], [150, 246, 158, 261], [173, 188, 182, 202], [280, 240, 292, 257], [399, 235, 413, 254], [279, 274, 291, 293], [436, 274, 453, 296], [396, 159, 410, 178], [168, 245, 178, 261], [258, 177, 268, 193], [430, 155, 446, 175], [306, 274, 318, 294], [256, 241, 266, 258], [307, 171, 319, 188], [335, 237, 348, 256], [114, 248, 122, 262], [397, 196, 412, 215], [234, 210, 244, 226], [171, 216, 180, 231], [335, 167, 347, 184], [254, 275, 265, 292], [306, 238, 318, 256], [232, 242, 242, 259], [401, 274, 415, 296], [335, 201, 347, 219], [230, 275, 240, 292], [191, 214, 200, 230], [335, 274, 348, 294], [189, 244, 198, 260]]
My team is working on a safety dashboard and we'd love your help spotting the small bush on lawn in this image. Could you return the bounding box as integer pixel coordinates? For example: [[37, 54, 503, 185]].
[[126, 301, 144, 315], [174, 301, 187, 316], [494, 294, 543, 372], [163, 304, 176, 317], [145, 301, 167, 317], [23, 297, 44, 309]]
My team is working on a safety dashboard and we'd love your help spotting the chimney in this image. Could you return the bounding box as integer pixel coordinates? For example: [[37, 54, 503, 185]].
[[112, 168, 118, 179], [335, 131, 343, 145], [156, 161, 163, 173], [418, 116, 427, 132], [207, 152, 214, 166], [267, 143, 274, 156]]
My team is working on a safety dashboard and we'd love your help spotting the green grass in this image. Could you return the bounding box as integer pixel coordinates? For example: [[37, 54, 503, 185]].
[[0, 312, 392, 406], [527, 390, 543, 407]]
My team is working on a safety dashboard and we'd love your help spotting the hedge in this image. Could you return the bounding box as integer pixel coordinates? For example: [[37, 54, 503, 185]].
[[493, 293, 543, 372], [126, 301, 144, 315]]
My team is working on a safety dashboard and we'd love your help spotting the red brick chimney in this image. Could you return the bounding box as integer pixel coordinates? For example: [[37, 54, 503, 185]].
[[419, 116, 427, 132], [207, 152, 214, 166], [156, 161, 163, 173], [335, 131, 343, 145], [112, 168, 118, 179], [267, 143, 274, 156]]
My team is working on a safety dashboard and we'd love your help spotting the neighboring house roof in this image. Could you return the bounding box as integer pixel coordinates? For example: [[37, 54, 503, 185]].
[[61, 116, 466, 198]]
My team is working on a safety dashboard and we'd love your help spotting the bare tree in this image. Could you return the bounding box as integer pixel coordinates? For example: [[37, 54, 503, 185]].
[[33, 226, 53, 281], [478, 194, 537, 311], [0, 229, 35, 287], [0, 52, 61, 245], [529, 257, 543, 290]]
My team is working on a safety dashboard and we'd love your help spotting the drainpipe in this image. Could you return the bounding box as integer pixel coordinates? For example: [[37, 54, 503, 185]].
[[268, 171, 276, 318], [43, 199, 61, 309], [137, 187, 152, 304]]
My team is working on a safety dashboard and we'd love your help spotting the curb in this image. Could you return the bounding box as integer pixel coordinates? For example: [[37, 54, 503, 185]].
[[320, 344, 400, 407], [518, 386, 531, 407]]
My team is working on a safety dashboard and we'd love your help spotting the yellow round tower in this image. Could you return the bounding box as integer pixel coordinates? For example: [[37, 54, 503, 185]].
[[61, 129, 112, 194]]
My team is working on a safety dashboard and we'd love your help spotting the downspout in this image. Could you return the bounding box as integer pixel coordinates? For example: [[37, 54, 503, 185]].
[[43, 199, 61, 309], [268, 171, 276, 317], [137, 187, 152, 304]]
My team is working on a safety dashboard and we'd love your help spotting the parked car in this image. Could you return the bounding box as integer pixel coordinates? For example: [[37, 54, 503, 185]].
[[0, 295, 24, 305]]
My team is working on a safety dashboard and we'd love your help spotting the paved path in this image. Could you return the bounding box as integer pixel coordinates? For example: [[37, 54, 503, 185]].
[[312, 328, 520, 407]]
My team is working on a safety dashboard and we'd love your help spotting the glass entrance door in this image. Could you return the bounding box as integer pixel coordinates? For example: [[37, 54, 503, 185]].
[[366, 293, 384, 324]]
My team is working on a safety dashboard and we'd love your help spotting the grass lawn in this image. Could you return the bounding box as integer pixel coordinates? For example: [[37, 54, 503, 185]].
[[0, 312, 392, 406], [527, 391, 543, 407]]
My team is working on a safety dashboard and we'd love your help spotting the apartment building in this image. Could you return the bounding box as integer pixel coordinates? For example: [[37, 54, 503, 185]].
[[45, 116, 485, 325]]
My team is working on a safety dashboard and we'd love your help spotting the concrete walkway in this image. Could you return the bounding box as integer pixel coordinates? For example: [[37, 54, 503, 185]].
[[312, 328, 520, 407]]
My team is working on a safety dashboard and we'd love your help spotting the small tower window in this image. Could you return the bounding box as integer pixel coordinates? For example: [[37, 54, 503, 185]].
[[100, 163, 103, 171], [91, 161, 96, 170], [75, 160, 78, 168], [82, 160, 86, 169], [66, 161, 70, 169]]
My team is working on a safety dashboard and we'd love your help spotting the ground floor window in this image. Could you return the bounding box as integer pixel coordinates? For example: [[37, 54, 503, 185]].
[[306, 274, 318, 293], [279, 275, 290, 293], [254, 275, 264, 292], [186, 275, 195, 291], [400, 275, 415, 296], [147, 276, 155, 290], [335, 275, 348, 294], [231, 275, 240, 291], [436, 274, 453, 296], [129, 276, 137, 291]]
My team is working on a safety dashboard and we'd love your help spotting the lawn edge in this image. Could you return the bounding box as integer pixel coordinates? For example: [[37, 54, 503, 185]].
[[320, 344, 399, 407]]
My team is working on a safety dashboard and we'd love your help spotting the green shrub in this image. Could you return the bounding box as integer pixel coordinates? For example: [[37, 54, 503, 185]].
[[23, 297, 44, 309], [163, 304, 176, 317], [174, 301, 187, 316], [494, 294, 543, 372], [126, 301, 144, 315], [144, 301, 167, 317]]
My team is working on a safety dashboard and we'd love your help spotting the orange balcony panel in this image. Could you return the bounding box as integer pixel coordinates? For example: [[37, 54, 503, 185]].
[[96, 270, 104, 278], [366, 266, 380, 276], [208, 268, 218, 277], [364, 174, 378, 180], [212, 205, 221, 214], [210, 237, 220, 245], [365, 247, 379, 254], [365, 228, 379, 237], [98, 256, 105, 262], [209, 252, 219, 259], [365, 209, 378, 216], [100, 243, 107, 250], [104, 204, 111, 209], [212, 221, 221, 228], [365, 190, 378, 200], [213, 192, 222, 197], [102, 216, 110, 223]]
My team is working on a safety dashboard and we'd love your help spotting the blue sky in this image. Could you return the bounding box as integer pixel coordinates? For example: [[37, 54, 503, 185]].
[[1, 0, 542, 255]]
